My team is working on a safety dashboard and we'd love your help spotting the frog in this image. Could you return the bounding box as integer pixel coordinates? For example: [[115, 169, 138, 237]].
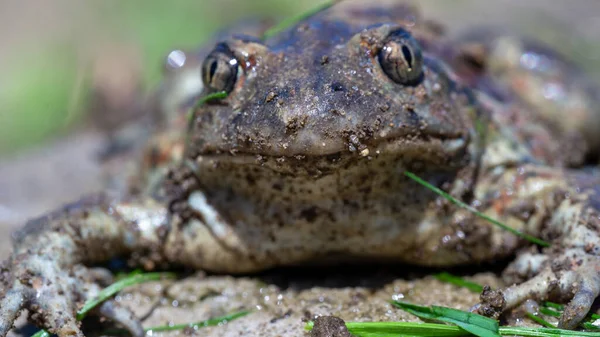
[[3, 1, 600, 336]]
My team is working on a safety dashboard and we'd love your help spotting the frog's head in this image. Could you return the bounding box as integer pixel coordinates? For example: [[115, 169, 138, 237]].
[[187, 2, 478, 177]]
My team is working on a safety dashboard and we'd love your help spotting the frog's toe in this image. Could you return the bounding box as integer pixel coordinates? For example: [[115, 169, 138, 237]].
[[0, 279, 85, 337], [34, 290, 84, 337], [0, 287, 25, 337], [558, 264, 600, 329], [478, 248, 600, 329], [0, 275, 84, 337], [98, 300, 145, 337], [0, 259, 144, 337]]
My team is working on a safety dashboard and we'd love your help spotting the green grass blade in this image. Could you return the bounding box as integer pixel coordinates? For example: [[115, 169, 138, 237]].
[[393, 300, 600, 336], [539, 307, 561, 318], [306, 318, 600, 337], [306, 320, 473, 337], [391, 300, 439, 320], [187, 90, 228, 128], [403, 171, 550, 247], [526, 313, 555, 328], [544, 302, 564, 311], [262, 0, 339, 40], [76, 272, 176, 320], [145, 310, 251, 332], [30, 331, 50, 337], [392, 301, 501, 337], [435, 272, 484, 293], [582, 322, 600, 331], [192, 91, 228, 110], [347, 322, 471, 337], [431, 306, 500, 337], [499, 326, 600, 336]]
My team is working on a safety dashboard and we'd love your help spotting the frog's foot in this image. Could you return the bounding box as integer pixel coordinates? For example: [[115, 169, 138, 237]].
[[0, 260, 144, 337], [79, 267, 145, 337], [478, 248, 600, 329]]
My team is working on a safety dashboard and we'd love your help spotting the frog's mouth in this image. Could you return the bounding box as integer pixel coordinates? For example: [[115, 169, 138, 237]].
[[194, 133, 468, 177]]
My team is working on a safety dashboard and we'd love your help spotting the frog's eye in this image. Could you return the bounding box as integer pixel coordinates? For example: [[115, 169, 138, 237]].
[[378, 28, 424, 86], [201, 43, 239, 93]]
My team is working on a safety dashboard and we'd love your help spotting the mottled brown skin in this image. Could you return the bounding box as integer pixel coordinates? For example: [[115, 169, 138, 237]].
[[2, 1, 600, 336]]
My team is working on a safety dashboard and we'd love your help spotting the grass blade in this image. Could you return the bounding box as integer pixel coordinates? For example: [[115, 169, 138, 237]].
[[435, 272, 484, 293], [432, 306, 499, 331], [526, 313, 555, 328], [403, 171, 550, 247], [192, 91, 228, 110], [30, 331, 50, 337], [145, 310, 251, 333], [77, 272, 176, 320], [307, 319, 600, 336], [347, 321, 471, 337], [305, 320, 471, 337], [499, 326, 600, 336], [582, 322, 600, 331], [392, 301, 501, 337], [543, 302, 564, 310], [539, 307, 561, 318], [187, 90, 228, 130]]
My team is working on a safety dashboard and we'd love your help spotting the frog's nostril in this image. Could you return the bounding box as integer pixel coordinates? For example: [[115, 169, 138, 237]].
[[330, 82, 346, 92]]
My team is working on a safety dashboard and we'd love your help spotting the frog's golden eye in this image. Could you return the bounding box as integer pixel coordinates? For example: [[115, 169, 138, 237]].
[[378, 28, 424, 86], [201, 43, 239, 93]]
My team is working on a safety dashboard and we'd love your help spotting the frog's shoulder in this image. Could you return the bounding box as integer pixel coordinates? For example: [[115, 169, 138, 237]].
[[436, 29, 600, 167]]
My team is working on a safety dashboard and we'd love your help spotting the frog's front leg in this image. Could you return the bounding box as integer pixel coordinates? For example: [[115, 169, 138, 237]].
[[474, 165, 600, 329], [0, 194, 169, 337]]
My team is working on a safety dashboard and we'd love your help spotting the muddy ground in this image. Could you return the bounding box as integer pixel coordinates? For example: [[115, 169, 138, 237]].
[[2, 1, 600, 336]]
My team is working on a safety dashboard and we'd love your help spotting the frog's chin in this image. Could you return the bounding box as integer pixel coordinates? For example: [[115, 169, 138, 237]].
[[193, 136, 467, 177]]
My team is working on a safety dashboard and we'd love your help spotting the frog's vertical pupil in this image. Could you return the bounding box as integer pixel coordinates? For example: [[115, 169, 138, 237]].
[[209, 60, 218, 82], [377, 28, 424, 86], [401, 45, 413, 69]]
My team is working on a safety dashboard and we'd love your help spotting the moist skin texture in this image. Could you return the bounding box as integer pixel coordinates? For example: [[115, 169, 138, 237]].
[[3, 1, 600, 336]]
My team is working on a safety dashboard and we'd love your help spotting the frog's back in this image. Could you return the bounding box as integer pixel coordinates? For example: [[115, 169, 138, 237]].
[[265, 1, 421, 50]]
